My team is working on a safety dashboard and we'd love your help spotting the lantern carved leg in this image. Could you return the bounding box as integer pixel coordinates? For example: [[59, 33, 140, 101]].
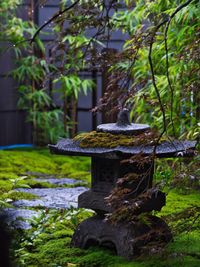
[[71, 215, 172, 259]]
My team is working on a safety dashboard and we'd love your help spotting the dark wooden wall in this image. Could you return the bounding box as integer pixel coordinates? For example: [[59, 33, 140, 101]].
[[0, 1, 33, 146], [0, 0, 126, 146]]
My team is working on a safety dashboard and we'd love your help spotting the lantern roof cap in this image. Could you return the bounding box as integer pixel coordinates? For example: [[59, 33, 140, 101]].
[[97, 108, 150, 135]]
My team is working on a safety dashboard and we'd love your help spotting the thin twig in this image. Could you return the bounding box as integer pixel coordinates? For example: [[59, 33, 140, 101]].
[[82, 0, 115, 59], [1, 0, 81, 54]]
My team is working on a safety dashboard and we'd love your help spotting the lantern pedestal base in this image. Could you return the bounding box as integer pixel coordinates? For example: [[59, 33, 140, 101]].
[[71, 214, 172, 259]]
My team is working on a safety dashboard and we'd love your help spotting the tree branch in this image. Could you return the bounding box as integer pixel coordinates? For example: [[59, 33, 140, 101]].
[[30, 0, 81, 44], [148, 19, 168, 139]]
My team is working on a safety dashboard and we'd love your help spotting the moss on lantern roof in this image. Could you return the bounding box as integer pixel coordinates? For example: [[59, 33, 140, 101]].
[[74, 130, 161, 148]]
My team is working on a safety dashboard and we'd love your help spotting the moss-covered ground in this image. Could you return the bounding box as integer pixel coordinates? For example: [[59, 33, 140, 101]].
[[0, 148, 90, 203], [12, 190, 200, 267], [0, 148, 199, 266]]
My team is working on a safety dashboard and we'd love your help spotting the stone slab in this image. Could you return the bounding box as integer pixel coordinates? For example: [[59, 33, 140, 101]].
[[13, 187, 88, 209]]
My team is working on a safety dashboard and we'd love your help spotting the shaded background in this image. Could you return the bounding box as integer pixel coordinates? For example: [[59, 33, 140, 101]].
[[0, 0, 127, 146]]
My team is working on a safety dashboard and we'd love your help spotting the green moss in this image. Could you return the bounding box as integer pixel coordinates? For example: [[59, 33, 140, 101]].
[[168, 230, 200, 255], [0, 149, 91, 193], [13, 189, 200, 267], [25, 179, 56, 188], [0, 149, 90, 177], [58, 157, 91, 184], [0, 179, 13, 193], [74, 248, 126, 267], [0, 151, 56, 174], [0, 149, 91, 205], [1, 148, 198, 266], [14, 209, 93, 266], [159, 190, 200, 217], [0, 172, 19, 180], [2, 190, 38, 201], [17, 239, 79, 267], [74, 130, 160, 148]]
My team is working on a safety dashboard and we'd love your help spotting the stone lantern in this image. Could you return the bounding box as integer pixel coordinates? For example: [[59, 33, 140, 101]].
[[49, 109, 196, 259]]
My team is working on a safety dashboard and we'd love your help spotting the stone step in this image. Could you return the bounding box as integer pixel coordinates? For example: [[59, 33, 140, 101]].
[[2, 177, 89, 229], [14, 187, 87, 209]]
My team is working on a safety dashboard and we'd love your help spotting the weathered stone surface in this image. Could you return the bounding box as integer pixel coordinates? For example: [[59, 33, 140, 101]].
[[13, 187, 87, 209], [3, 184, 89, 229], [97, 109, 150, 135], [78, 190, 111, 213], [49, 139, 196, 159], [78, 189, 166, 214], [1, 208, 40, 229], [91, 157, 153, 194], [97, 122, 150, 135], [71, 215, 172, 259]]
